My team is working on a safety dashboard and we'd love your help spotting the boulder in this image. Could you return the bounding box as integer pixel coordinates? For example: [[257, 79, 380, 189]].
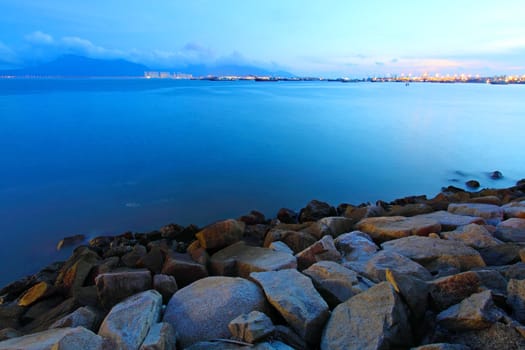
[[303, 261, 373, 307], [381, 236, 486, 273], [317, 216, 355, 236], [439, 322, 525, 350], [121, 244, 147, 268], [469, 195, 502, 206], [21, 297, 79, 333], [161, 251, 208, 287], [268, 241, 294, 255], [320, 282, 412, 350], [163, 276, 269, 348], [507, 279, 525, 323], [153, 274, 178, 304], [334, 231, 378, 262], [137, 246, 165, 274], [502, 201, 525, 219], [495, 218, 525, 242], [139, 322, 176, 350], [277, 208, 298, 224], [228, 311, 275, 344], [187, 240, 210, 265], [0, 302, 25, 329], [448, 203, 504, 225], [0, 328, 23, 341], [441, 224, 502, 249], [250, 269, 329, 346], [186, 340, 293, 349], [364, 250, 432, 283], [295, 235, 341, 270], [386, 269, 429, 321], [239, 210, 266, 225], [466, 180, 480, 189], [210, 242, 297, 278], [478, 243, 523, 266], [299, 200, 336, 223], [95, 269, 152, 309], [49, 306, 103, 331], [356, 216, 441, 243], [98, 290, 162, 350], [55, 247, 100, 295], [18, 282, 56, 307], [386, 203, 434, 217], [0, 327, 103, 350], [263, 229, 317, 253], [195, 219, 245, 250]]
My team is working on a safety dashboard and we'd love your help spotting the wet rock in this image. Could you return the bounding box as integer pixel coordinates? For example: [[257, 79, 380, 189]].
[[364, 250, 432, 283], [386, 269, 429, 321], [381, 236, 486, 273], [243, 224, 270, 246], [502, 200, 525, 219], [153, 274, 178, 304], [163, 276, 269, 348], [228, 311, 275, 344], [196, 219, 245, 250], [436, 290, 502, 331], [139, 322, 176, 350], [448, 203, 504, 225], [56, 234, 85, 251], [99, 290, 162, 350], [95, 269, 152, 309], [441, 224, 502, 249], [303, 261, 373, 307], [490, 171, 503, 179], [276, 208, 298, 224], [0, 327, 104, 350], [295, 235, 341, 270], [466, 180, 480, 189], [263, 229, 317, 254], [18, 281, 56, 307], [507, 279, 525, 323], [343, 204, 385, 221], [414, 211, 486, 231], [299, 200, 336, 223], [320, 282, 412, 350], [317, 216, 355, 236], [356, 216, 441, 243], [495, 218, 525, 242], [210, 241, 297, 278], [334, 231, 378, 262], [250, 269, 329, 346], [386, 203, 435, 217], [161, 251, 208, 288]]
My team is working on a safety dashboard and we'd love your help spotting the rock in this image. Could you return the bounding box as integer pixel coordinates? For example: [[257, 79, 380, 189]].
[[448, 203, 504, 226], [343, 204, 385, 221], [466, 180, 480, 189], [186, 340, 293, 349], [469, 195, 502, 206], [56, 234, 85, 251], [439, 322, 525, 350], [55, 247, 101, 295], [441, 224, 502, 249], [410, 344, 471, 350], [99, 290, 162, 350], [153, 274, 178, 304], [49, 306, 103, 331], [95, 269, 152, 309], [381, 236, 486, 273], [299, 200, 336, 223], [495, 218, 525, 242], [386, 203, 435, 217], [490, 171, 503, 179], [161, 251, 208, 288], [18, 281, 56, 307], [187, 240, 210, 265], [317, 216, 355, 236], [521, 248, 525, 262], [320, 282, 412, 350], [210, 242, 297, 278], [356, 216, 441, 243], [0, 302, 25, 329], [239, 210, 266, 225], [0, 327, 104, 350], [243, 224, 270, 246], [430, 272, 485, 311], [159, 223, 184, 239], [196, 219, 245, 250], [139, 322, 176, 350], [295, 235, 341, 270], [276, 208, 298, 224], [250, 269, 329, 346], [228, 311, 275, 344], [303, 261, 373, 307], [273, 325, 307, 350], [507, 279, 525, 323], [478, 243, 523, 266], [0, 328, 23, 341], [121, 245, 148, 268], [263, 229, 317, 254], [386, 269, 430, 321], [163, 276, 269, 348], [334, 231, 378, 262], [364, 250, 432, 283], [502, 201, 525, 219], [137, 246, 165, 274], [22, 297, 79, 333], [268, 241, 294, 255], [436, 291, 502, 331]]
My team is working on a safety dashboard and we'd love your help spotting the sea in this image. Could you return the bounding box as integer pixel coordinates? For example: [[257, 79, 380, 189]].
[[1, 79, 524, 286]]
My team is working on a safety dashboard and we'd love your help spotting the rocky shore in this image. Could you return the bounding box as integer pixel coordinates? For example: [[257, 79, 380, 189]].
[[2, 180, 525, 349]]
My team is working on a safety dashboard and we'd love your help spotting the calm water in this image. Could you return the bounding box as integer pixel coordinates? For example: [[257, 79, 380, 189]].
[[1, 79, 524, 285]]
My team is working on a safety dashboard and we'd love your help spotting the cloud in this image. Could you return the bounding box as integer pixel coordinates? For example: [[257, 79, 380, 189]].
[[60, 36, 124, 58], [24, 31, 54, 45]]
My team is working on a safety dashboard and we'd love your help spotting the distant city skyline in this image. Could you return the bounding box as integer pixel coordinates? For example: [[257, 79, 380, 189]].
[[1, 1, 524, 77]]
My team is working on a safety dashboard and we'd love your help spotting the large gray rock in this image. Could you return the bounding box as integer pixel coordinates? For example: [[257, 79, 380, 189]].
[[0, 327, 104, 350], [381, 236, 486, 273], [386, 269, 430, 321], [495, 218, 525, 242], [364, 250, 432, 282], [317, 216, 355, 236], [250, 269, 329, 346], [49, 306, 103, 332], [436, 290, 502, 331], [139, 322, 176, 350], [356, 216, 441, 243], [441, 224, 502, 249], [95, 269, 152, 309], [320, 282, 412, 350], [303, 261, 373, 307], [295, 235, 341, 270], [210, 242, 297, 278], [415, 210, 485, 230], [334, 231, 378, 262], [228, 311, 275, 344], [195, 219, 245, 250], [163, 276, 269, 348], [507, 278, 525, 323], [448, 203, 504, 225], [502, 200, 525, 219], [98, 290, 162, 350]]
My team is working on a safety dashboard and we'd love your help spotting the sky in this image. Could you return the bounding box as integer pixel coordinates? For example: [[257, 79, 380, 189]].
[[0, 0, 524, 77]]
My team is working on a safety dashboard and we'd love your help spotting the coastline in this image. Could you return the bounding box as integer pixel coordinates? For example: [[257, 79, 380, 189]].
[[1, 179, 525, 348]]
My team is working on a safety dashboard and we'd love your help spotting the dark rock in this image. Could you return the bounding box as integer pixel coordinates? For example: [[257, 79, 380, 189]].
[[0, 302, 25, 329], [299, 200, 336, 223], [277, 208, 298, 224], [441, 224, 502, 249], [386, 203, 435, 217], [196, 219, 245, 250], [121, 244, 147, 268], [55, 247, 101, 296], [495, 218, 525, 242], [49, 305, 103, 331], [159, 223, 184, 239], [140, 322, 176, 350], [22, 297, 79, 333], [295, 235, 341, 270], [386, 269, 430, 321], [273, 325, 307, 350], [490, 171, 503, 180], [429, 272, 487, 311], [466, 180, 480, 189], [239, 210, 266, 225], [478, 243, 523, 266], [153, 274, 178, 304], [502, 200, 525, 219], [95, 269, 152, 309], [414, 211, 485, 231], [161, 251, 208, 288], [437, 322, 525, 350], [0, 327, 104, 350], [136, 246, 165, 274], [317, 216, 356, 237], [0, 328, 23, 341], [263, 228, 317, 254]]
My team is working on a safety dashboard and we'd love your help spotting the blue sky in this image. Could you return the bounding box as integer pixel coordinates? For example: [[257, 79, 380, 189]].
[[1, 0, 524, 77]]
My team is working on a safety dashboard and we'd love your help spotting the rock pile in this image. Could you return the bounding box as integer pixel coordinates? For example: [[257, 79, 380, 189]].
[[1, 181, 525, 349]]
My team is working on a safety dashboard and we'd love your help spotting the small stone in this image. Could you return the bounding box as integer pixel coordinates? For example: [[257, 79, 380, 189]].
[[466, 180, 480, 189], [490, 171, 503, 179], [228, 311, 275, 344]]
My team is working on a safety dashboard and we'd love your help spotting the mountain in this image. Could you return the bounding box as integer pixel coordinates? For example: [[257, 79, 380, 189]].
[[168, 63, 294, 77], [1, 55, 148, 77]]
